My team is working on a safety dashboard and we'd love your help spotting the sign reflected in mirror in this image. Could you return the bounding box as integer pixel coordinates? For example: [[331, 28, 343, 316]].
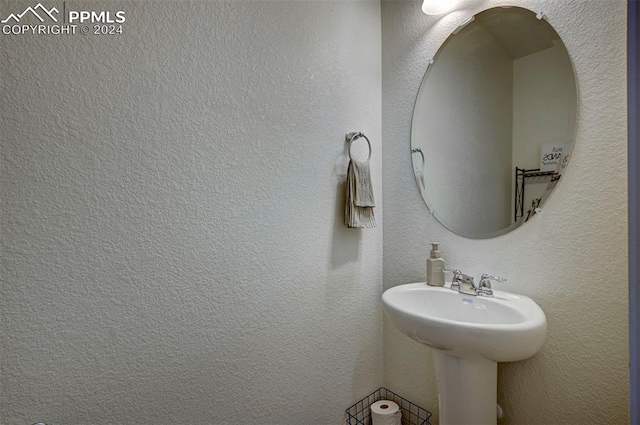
[[411, 6, 577, 239]]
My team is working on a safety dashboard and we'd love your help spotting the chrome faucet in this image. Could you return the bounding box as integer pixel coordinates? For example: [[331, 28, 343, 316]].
[[444, 269, 477, 295], [477, 273, 507, 296], [444, 269, 506, 297]]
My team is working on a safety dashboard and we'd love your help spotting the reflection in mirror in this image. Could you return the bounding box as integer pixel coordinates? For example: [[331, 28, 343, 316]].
[[411, 6, 577, 239]]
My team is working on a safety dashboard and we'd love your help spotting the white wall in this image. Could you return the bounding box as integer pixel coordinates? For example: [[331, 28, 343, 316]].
[[382, 0, 628, 423], [0, 1, 383, 424], [413, 23, 513, 237]]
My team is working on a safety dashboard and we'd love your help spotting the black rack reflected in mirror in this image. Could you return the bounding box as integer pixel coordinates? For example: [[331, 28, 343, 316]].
[[514, 167, 560, 221]]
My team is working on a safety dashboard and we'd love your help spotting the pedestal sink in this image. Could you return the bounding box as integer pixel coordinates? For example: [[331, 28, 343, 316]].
[[382, 282, 547, 425]]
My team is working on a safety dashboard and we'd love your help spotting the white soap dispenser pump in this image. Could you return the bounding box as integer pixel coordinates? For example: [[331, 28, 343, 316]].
[[426, 242, 445, 286]]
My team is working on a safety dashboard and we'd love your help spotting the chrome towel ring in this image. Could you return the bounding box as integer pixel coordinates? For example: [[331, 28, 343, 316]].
[[412, 147, 425, 172], [346, 132, 372, 162]]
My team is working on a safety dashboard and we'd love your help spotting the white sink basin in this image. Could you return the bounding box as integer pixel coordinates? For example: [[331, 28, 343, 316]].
[[382, 282, 547, 362], [383, 282, 548, 425]]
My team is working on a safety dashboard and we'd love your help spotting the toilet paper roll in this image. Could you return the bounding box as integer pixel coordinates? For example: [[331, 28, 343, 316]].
[[371, 400, 402, 425]]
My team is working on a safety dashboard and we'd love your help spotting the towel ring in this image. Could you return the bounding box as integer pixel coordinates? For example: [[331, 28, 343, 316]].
[[346, 132, 372, 162], [411, 147, 425, 172]]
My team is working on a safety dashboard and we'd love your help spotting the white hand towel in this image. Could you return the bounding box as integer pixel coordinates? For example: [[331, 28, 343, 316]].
[[345, 159, 376, 228]]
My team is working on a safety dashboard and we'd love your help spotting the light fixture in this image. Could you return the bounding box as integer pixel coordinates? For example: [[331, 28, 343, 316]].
[[421, 0, 457, 15]]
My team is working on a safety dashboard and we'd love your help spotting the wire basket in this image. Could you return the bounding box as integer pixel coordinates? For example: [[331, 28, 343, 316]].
[[345, 387, 432, 425]]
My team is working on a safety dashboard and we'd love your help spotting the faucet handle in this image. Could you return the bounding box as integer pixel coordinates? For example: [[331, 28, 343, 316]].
[[443, 269, 462, 291], [479, 273, 507, 288], [443, 269, 474, 279]]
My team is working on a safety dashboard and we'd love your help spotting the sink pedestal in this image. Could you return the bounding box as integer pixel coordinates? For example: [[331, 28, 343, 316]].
[[433, 350, 497, 425]]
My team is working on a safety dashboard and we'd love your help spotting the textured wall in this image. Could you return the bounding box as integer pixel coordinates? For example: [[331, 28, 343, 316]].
[[1, 1, 383, 424], [382, 0, 628, 424]]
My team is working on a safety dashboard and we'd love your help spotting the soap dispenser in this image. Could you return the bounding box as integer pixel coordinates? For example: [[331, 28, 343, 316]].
[[426, 242, 445, 286]]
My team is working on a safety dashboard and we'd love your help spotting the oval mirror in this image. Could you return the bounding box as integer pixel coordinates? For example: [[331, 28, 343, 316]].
[[411, 6, 577, 239]]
